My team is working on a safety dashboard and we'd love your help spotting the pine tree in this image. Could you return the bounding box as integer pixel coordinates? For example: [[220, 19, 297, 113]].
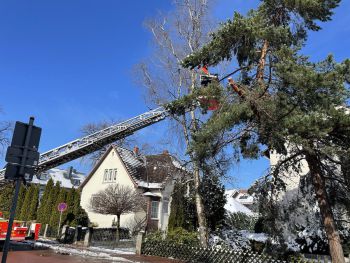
[[37, 178, 54, 224], [15, 184, 27, 219], [180, 1, 348, 261], [20, 185, 35, 221], [28, 185, 39, 221], [168, 181, 186, 230], [42, 181, 60, 225], [71, 189, 89, 226], [49, 186, 66, 230], [200, 176, 226, 231], [62, 187, 75, 225], [0, 184, 14, 218], [168, 181, 198, 232]]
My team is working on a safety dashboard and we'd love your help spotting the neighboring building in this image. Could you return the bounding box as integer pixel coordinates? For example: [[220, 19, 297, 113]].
[[32, 166, 86, 189], [31, 167, 86, 199], [225, 189, 254, 216], [80, 145, 187, 231]]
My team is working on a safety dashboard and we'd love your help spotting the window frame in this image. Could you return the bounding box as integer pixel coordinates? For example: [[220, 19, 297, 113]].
[[103, 169, 108, 182], [113, 168, 117, 182], [108, 169, 113, 181], [150, 201, 159, 219]]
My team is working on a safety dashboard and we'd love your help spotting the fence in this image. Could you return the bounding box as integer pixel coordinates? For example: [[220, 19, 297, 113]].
[[39, 225, 136, 250], [141, 240, 318, 263], [90, 227, 135, 249]]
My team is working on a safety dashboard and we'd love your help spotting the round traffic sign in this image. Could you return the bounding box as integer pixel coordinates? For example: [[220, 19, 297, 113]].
[[58, 203, 67, 212]]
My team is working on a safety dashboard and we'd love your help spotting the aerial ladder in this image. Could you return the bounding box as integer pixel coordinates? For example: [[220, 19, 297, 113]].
[[0, 65, 236, 184], [0, 107, 168, 184]]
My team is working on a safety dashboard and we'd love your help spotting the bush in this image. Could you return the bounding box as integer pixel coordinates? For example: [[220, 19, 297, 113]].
[[226, 212, 257, 231], [144, 228, 199, 247], [167, 227, 199, 246], [144, 230, 164, 242]]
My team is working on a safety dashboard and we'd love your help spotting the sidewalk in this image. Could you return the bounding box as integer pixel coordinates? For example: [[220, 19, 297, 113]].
[[33, 239, 182, 263]]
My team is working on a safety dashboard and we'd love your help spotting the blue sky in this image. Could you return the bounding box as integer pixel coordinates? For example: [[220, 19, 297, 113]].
[[0, 0, 349, 188]]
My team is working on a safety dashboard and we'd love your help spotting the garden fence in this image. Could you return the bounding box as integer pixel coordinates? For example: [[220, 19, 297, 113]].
[[142, 240, 320, 263], [90, 227, 135, 249]]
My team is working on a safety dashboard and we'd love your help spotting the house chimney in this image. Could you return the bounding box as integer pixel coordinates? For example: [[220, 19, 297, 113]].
[[68, 166, 73, 179], [133, 146, 139, 155], [162, 150, 169, 155]]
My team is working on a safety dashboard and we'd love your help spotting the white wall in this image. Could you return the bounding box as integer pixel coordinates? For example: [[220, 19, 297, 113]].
[[81, 148, 146, 228]]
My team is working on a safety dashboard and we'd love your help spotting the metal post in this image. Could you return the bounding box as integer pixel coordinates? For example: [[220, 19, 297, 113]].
[[2, 117, 34, 263], [57, 211, 63, 237], [1, 179, 21, 263]]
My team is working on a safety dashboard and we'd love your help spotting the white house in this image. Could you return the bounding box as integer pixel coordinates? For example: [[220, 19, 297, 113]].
[[225, 189, 254, 216], [80, 145, 187, 231]]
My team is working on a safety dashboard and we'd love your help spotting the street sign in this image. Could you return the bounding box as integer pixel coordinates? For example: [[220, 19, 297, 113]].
[[57, 203, 68, 237], [9, 121, 41, 150], [4, 119, 41, 181], [58, 203, 67, 212]]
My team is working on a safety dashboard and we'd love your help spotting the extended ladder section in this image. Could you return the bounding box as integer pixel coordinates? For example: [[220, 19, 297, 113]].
[[0, 107, 168, 183]]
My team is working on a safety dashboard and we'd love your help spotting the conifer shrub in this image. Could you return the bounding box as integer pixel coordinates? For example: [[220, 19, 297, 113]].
[[225, 212, 257, 231], [144, 230, 164, 242], [144, 228, 199, 247], [166, 227, 199, 246]]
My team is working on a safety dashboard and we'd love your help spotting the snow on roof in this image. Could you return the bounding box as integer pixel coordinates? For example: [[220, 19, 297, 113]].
[[115, 147, 144, 181], [225, 191, 254, 216], [31, 167, 85, 189], [115, 146, 188, 188], [137, 181, 163, 189], [225, 189, 254, 204]]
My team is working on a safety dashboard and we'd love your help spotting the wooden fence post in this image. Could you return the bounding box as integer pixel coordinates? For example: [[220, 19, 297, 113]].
[[135, 231, 144, 255], [43, 224, 48, 238]]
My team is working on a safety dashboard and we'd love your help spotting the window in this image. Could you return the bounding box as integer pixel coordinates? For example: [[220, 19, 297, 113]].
[[113, 169, 117, 181], [103, 169, 108, 182], [239, 195, 249, 200], [103, 168, 117, 183], [150, 201, 159, 219], [108, 169, 113, 181], [162, 201, 169, 214]]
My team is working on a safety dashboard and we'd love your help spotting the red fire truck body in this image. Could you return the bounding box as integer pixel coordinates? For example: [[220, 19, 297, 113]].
[[0, 212, 41, 241]]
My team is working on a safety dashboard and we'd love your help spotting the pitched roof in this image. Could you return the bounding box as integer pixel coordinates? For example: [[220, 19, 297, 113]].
[[80, 145, 188, 189], [115, 146, 187, 188]]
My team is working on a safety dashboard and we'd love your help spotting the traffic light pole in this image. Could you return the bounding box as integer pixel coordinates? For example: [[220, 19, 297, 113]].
[[1, 117, 35, 263]]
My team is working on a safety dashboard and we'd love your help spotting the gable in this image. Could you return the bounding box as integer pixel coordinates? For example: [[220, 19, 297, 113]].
[[80, 147, 136, 190]]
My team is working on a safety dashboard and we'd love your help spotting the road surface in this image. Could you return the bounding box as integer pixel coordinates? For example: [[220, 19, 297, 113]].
[[0, 250, 182, 263]]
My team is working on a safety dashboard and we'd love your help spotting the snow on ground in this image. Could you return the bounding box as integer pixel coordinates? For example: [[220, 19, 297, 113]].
[[34, 240, 135, 262], [240, 230, 268, 242], [210, 229, 270, 252]]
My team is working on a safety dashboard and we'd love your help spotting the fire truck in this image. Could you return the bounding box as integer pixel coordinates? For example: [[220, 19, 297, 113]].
[[0, 212, 41, 242]]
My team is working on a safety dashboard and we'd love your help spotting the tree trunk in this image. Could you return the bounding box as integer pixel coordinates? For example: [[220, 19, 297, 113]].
[[256, 40, 268, 81], [305, 151, 345, 263], [188, 73, 208, 247], [193, 164, 208, 247], [114, 214, 120, 248]]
